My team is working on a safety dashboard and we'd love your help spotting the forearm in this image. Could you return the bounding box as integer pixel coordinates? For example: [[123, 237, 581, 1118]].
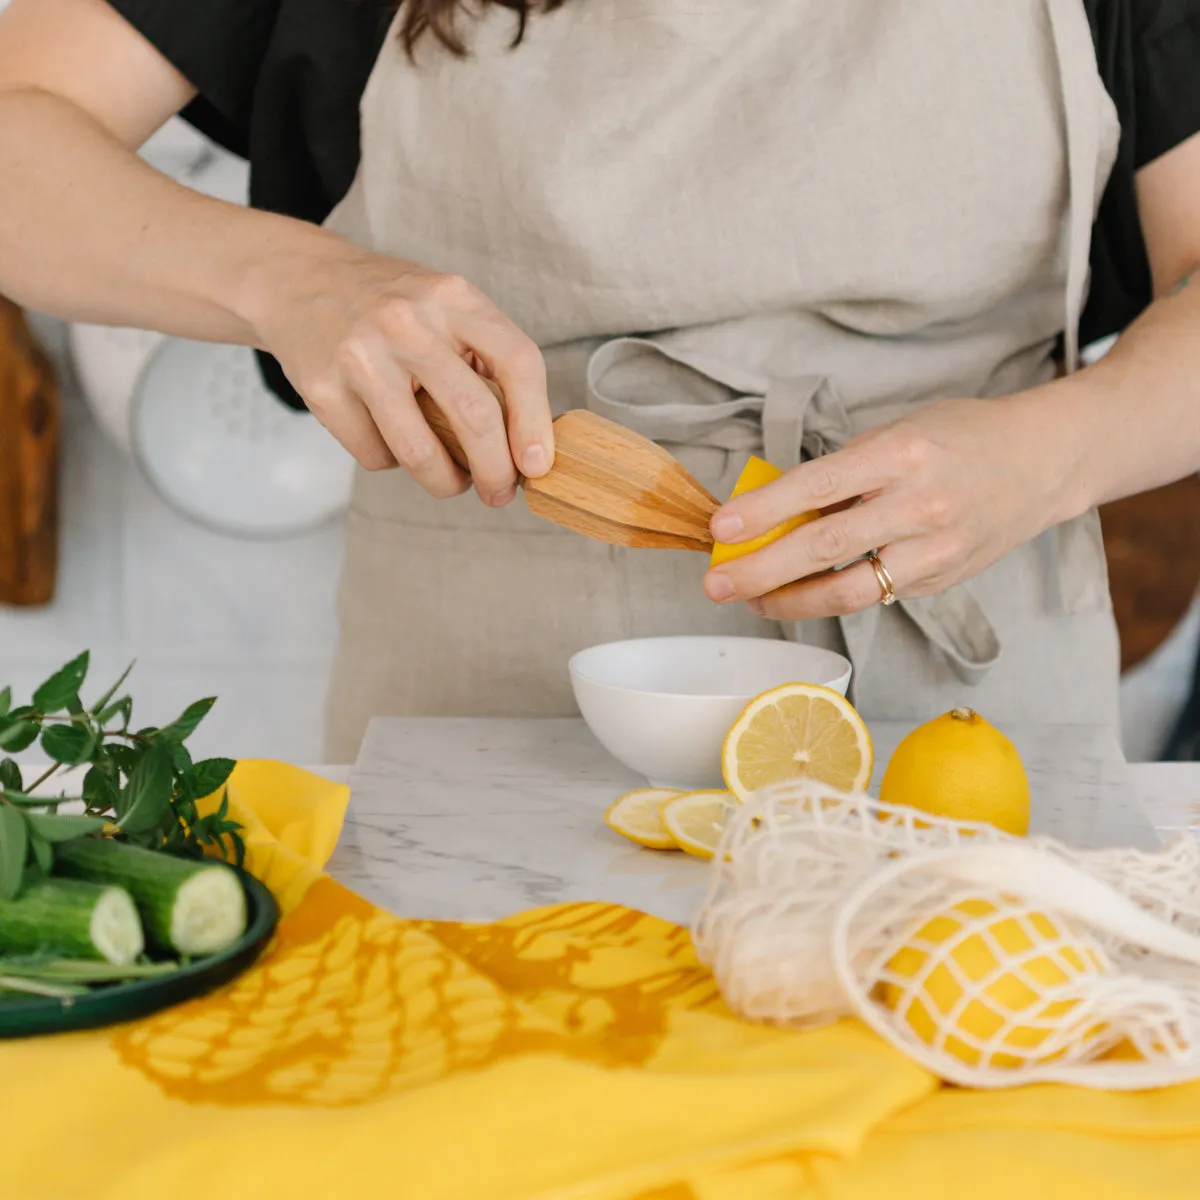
[[0, 86, 339, 344], [1024, 268, 1200, 522]]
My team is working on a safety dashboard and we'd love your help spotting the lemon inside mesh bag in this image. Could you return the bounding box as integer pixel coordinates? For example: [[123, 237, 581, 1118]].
[[693, 780, 1200, 1090]]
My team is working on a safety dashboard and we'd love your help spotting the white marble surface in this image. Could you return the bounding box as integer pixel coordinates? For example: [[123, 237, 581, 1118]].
[[328, 719, 713, 926], [328, 716, 1168, 929], [23, 747, 1198, 932]]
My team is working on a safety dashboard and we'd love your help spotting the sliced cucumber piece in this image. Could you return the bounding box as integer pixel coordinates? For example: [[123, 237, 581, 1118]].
[[0, 878, 143, 965], [168, 868, 246, 955], [55, 839, 246, 956]]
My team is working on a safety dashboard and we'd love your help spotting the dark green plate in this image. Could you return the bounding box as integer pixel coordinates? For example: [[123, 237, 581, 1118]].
[[0, 867, 278, 1038]]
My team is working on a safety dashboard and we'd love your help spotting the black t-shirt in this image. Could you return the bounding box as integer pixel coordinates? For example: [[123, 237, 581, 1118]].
[[105, 0, 1200, 410]]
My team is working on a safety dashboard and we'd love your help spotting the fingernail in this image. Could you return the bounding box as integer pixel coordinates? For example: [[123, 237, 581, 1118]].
[[706, 573, 735, 602], [493, 485, 517, 507], [522, 445, 548, 476], [747, 598, 765, 616], [711, 513, 743, 541]]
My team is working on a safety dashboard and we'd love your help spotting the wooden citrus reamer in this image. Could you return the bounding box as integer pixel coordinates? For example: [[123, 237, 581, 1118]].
[[415, 385, 718, 552]]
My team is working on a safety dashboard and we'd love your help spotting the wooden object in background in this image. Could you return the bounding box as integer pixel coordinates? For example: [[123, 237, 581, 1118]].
[[0, 297, 60, 606], [415, 386, 719, 551], [1101, 477, 1200, 673]]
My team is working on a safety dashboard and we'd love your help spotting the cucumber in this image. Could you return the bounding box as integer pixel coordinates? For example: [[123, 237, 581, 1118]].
[[55, 839, 246, 957], [0, 878, 143, 966]]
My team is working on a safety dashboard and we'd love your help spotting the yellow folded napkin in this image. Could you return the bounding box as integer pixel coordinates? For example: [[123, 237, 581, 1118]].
[[3, 762, 1200, 1200]]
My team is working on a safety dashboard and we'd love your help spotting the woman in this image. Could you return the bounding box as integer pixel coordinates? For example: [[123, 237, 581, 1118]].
[[0, 0, 1197, 760]]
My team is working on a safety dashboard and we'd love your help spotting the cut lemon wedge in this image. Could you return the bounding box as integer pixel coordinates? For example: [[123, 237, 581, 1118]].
[[710, 456, 818, 567], [723, 682, 873, 803], [604, 788, 684, 850], [661, 791, 738, 859]]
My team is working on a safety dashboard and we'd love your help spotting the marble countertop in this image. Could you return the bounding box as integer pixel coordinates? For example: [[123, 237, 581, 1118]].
[[25, 725, 1200, 930], [325, 718, 1200, 930]]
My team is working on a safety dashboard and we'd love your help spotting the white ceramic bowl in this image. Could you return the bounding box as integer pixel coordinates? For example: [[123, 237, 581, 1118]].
[[569, 636, 852, 789]]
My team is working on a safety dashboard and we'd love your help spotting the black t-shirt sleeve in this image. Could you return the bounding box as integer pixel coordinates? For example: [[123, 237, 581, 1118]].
[[1130, 0, 1200, 168], [103, 0, 279, 151], [1084, 0, 1200, 344]]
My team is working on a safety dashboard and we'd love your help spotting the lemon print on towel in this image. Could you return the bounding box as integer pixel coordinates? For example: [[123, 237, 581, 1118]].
[[113, 880, 719, 1107]]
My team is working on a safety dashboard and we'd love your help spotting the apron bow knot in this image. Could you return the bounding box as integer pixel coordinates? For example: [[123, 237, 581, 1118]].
[[586, 336, 1002, 688]]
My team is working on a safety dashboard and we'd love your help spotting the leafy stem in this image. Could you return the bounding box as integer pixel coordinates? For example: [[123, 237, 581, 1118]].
[[0, 654, 242, 898], [24, 762, 62, 794]]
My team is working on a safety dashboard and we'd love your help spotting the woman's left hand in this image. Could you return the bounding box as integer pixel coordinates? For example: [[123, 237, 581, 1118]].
[[703, 395, 1082, 620]]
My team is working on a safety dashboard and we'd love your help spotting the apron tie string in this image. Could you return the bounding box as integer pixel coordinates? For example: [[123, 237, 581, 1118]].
[[1044, 0, 1119, 618]]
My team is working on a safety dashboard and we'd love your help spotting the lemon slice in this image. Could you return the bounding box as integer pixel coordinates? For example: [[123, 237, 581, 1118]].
[[710, 456, 818, 567], [661, 791, 738, 859], [723, 682, 873, 803], [604, 789, 684, 850]]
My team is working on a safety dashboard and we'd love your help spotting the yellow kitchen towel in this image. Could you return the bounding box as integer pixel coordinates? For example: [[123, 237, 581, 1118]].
[[1, 762, 1198, 1200]]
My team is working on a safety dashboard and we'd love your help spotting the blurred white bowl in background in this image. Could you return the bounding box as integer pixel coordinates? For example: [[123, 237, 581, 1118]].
[[130, 338, 354, 539], [68, 125, 250, 456], [67, 121, 353, 539]]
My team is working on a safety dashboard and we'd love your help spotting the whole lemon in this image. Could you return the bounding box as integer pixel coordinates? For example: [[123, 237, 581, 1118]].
[[880, 898, 1111, 1069], [879, 707, 1030, 836]]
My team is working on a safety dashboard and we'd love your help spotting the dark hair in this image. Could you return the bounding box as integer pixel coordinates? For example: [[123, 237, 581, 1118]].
[[398, 0, 567, 57]]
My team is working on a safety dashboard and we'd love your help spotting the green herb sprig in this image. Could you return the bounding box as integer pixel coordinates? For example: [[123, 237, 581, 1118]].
[[0, 652, 244, 900]]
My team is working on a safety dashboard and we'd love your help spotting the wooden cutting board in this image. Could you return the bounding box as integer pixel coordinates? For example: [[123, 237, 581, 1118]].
[[0, 297, 59, 607], [1101, 478, 1200, 672]]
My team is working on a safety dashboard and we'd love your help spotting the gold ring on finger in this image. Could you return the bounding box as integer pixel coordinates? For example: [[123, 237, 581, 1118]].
[[867, 550, 897, 607]]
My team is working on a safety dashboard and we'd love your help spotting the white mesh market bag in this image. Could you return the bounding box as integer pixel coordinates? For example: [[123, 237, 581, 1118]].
[[693, 780, 1200, 1090]]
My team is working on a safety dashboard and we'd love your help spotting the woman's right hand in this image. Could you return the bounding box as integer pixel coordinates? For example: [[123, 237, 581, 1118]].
[[245, 237, 554, 506]]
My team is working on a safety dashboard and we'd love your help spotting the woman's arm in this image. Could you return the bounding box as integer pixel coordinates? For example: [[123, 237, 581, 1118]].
[[703, 132, 1200, 620], [0, 0, 247, 336], [1045, 132, 1200, 511], [0, 0, 553, 502]]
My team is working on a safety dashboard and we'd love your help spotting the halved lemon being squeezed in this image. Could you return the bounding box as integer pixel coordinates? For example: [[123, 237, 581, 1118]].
[[723, 682, 873, 803], [709, 456, 818, 567]]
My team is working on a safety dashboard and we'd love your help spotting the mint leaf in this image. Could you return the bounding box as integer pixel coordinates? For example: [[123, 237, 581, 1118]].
[[88, 661, 134, 719], [28, 834, 52, 875], [116, 743, 173, 835], [0, 722, 39, 754], [81, 763, 118, 814], [40, 723, 95, 766], [0, 760, 21, 793], [24, 813, 108, 842], [190, 758, 235, 798], [32, 652, 89, 714], [158, 697, 216, 743], [0, 805, 28, 900], [96, 696, 133, 730]]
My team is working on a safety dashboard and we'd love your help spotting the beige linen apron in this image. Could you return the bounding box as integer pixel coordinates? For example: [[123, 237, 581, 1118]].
[[323, 0, 1122, 762]]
